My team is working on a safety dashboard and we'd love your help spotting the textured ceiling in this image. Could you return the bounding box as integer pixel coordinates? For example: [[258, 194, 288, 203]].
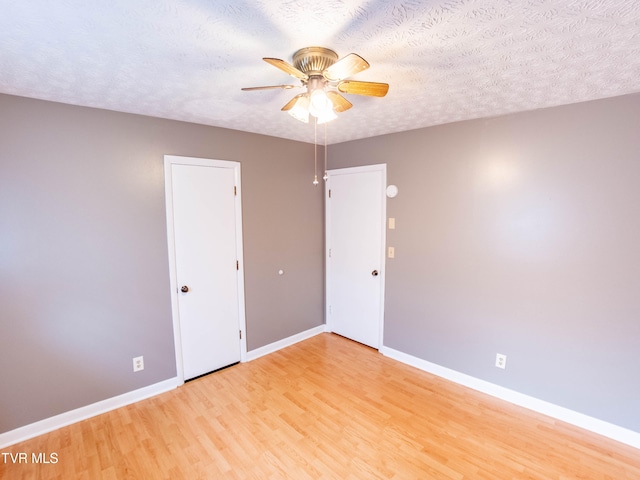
[[1, 0, 640, 145]]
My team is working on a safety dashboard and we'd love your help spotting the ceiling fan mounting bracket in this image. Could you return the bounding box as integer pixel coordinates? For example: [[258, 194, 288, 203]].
[[292, 47, 339, 76]]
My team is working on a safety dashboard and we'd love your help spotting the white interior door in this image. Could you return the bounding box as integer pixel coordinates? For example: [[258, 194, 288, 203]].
[[165, 156, 246, 381], [326, 164, 386, 348]]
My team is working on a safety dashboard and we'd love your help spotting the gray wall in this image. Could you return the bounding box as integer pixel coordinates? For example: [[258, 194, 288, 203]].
[[0, 94, 324, 434], [3, 90, 638, 437], [329, 93, 640, 432]]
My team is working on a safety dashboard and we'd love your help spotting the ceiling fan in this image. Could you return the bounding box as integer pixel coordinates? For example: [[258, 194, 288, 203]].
[[241, 46, 389, 124]]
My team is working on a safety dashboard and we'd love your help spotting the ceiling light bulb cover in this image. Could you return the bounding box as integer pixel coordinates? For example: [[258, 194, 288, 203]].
[[317, 109, 337, 124], [308, 89, 333, 118], [288, 95, 310, 123]]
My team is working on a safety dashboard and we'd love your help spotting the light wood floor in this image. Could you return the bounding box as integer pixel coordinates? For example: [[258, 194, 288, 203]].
[[2, 333, 640, 479]]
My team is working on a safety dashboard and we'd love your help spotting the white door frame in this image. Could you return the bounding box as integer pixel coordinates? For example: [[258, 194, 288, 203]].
[[325, 163, 387, 349], [164, 155, 247, 385]]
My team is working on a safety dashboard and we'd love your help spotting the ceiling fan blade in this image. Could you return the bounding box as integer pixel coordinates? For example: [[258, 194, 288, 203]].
[[241, 85, 299, 91], [323, 53, 369, 81], [281, 94, 306, 111], [263, 58, 308, 80], [337, 80, 389, 97], [326, 91, 352, 113]]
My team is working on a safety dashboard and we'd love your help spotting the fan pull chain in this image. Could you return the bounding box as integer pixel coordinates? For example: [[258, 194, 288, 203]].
[[323, 122, 328, 181], [313, 117, 319, 186]]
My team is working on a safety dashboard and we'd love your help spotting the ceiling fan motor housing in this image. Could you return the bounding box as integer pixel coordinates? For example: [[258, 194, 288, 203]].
[[292, 47, 338, 76]]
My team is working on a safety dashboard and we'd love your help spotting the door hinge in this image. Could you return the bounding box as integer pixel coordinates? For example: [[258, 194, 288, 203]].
[[329, 248, 332, 258], [328, 189, 331, 198], [239, 330, 242, 339], [234, 186, 237, 196], [236, 260, 239, 270]]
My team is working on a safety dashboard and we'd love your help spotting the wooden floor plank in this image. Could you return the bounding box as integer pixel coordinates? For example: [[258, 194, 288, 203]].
[[2, 333, 639, 479]]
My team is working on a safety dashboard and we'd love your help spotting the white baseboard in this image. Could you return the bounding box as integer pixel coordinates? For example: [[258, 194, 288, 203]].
[[0, 377, 179, 449], [0, 326, 328, 449], [380, 346, 640, 450], [246, 325, 327, 362], [11, 336, 634, 452]]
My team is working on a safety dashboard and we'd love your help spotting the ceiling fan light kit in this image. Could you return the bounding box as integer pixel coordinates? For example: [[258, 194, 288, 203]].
[[287, 95, 310, 123], [242, 46, 389, 124]]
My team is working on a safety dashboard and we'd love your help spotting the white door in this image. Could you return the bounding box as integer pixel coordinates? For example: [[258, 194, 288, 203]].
[[165, 156, 246, 381], [325, 164, 386, 348]]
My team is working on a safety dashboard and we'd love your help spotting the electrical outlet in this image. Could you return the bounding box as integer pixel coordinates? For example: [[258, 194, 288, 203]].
[[388, 246, 395, 258], [495, 353, 507, 369], [133, 356, 144, 372]]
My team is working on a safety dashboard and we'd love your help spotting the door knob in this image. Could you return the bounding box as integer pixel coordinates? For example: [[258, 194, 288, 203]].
[[371, 270, 379, 277], [180, 285, 189, 293]]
